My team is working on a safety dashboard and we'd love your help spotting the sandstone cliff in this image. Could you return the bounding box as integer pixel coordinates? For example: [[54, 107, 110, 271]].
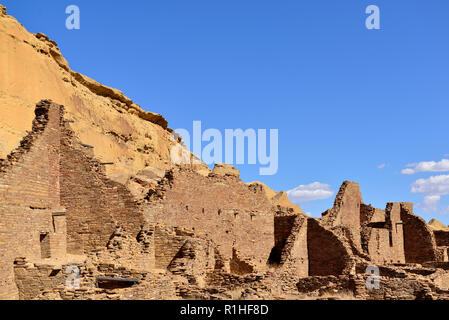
[[0, 4, 300, 209], [0, 5, 174, 183], [428, 219, 449, 231], [4, 5, 449, 301]]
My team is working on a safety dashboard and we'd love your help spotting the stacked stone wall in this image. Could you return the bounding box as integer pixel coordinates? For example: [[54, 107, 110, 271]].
[[0, 101, 63, 299], [146, 168, 275, 271]]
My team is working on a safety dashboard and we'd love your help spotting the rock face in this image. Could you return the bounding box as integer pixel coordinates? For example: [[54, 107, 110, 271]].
[[429, 219, 449, 231], [0, 8, 174, 184], [211, 163, 240, 179], [3, 7, 449, 301]]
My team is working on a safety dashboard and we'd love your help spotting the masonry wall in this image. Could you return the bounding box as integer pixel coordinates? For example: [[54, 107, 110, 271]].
[[360, 204, 383, 257], [275, 211, 308, 282], [322, 181, 363, 251], [0, 101, 63, 299], [434, 230, 449, 247], [270, 214, 296, 264], [361, 203, 406, 264], [307, 218, 352, 276], [146, 168, 274, 272], [168, 237, 217, 286], [400, 203, 437, 263], [154, 225, 195, 269], [1, 100, 152, 299], [50, 214, 67, 258], [384, 203, 405, 264], [13, 258, 67, 300], [60, 125, 145, 255]]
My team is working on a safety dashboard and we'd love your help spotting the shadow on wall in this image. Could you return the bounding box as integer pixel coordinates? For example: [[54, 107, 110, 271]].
[[307, 218, 351, 276]]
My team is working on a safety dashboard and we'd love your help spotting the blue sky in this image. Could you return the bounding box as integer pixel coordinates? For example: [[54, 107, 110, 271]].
[[3, 0, 449, 222]]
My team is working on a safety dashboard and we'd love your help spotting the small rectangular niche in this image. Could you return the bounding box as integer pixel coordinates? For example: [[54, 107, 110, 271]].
[[40, 232, 51, 259]]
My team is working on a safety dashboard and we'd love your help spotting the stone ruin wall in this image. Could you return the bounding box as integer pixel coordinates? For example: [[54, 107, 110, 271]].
[[13, 224, 219, 300], [2, 5, 449, 300], [0, 100, 270, 299], [434, 230, 449, 247], [360, 203, 405, 265], [433, 230, 449, 260], [384, 203, 406, 264], [0, 100, 157, 299], [361, 204, 387, 262], [271, 212, 296, 264], [268, 209, 308, 291], [310, 182, 440, 277], [60, 125, 144, 255], [306, 218, 353, 276], [145, 168, 275, 273], [0, 100, 447, 300], [400, 203, 438, 264], [0, 102, 64, 299], [321, 181, 363, 251], [0, 100, 281, 299]]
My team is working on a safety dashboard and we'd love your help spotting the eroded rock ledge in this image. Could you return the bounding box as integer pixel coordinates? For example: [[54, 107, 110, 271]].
[[70, 71, 168, 129], [31, 27, 168, 129]]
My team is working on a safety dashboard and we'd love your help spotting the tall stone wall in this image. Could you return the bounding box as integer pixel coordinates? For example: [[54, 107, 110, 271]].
[[360, 204, 383, 255], [270, 214, 296, 264], [0, 101, 64, 299], [361, 203, 405, 264], [307, 218, 353, 276], [274, 210, 308, 282], [384, 203, 405, 264], [0, 100, 151, 299], [322, 181, 363, 250], [146, 166, 275, 272], [400, 203, 437, 263], [434, 230, 449, 247], [60, 117, 145, 255]]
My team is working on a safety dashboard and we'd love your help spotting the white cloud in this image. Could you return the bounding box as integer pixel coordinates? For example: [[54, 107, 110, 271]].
[[402, 168, 415, 175], [402, 159, 449, 175], [287, 182, 334, 203], [411, 174, 449, 214], [416, 195, 441, 214], [411, 174, 449, 196], [377, 163, 388, 169]]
